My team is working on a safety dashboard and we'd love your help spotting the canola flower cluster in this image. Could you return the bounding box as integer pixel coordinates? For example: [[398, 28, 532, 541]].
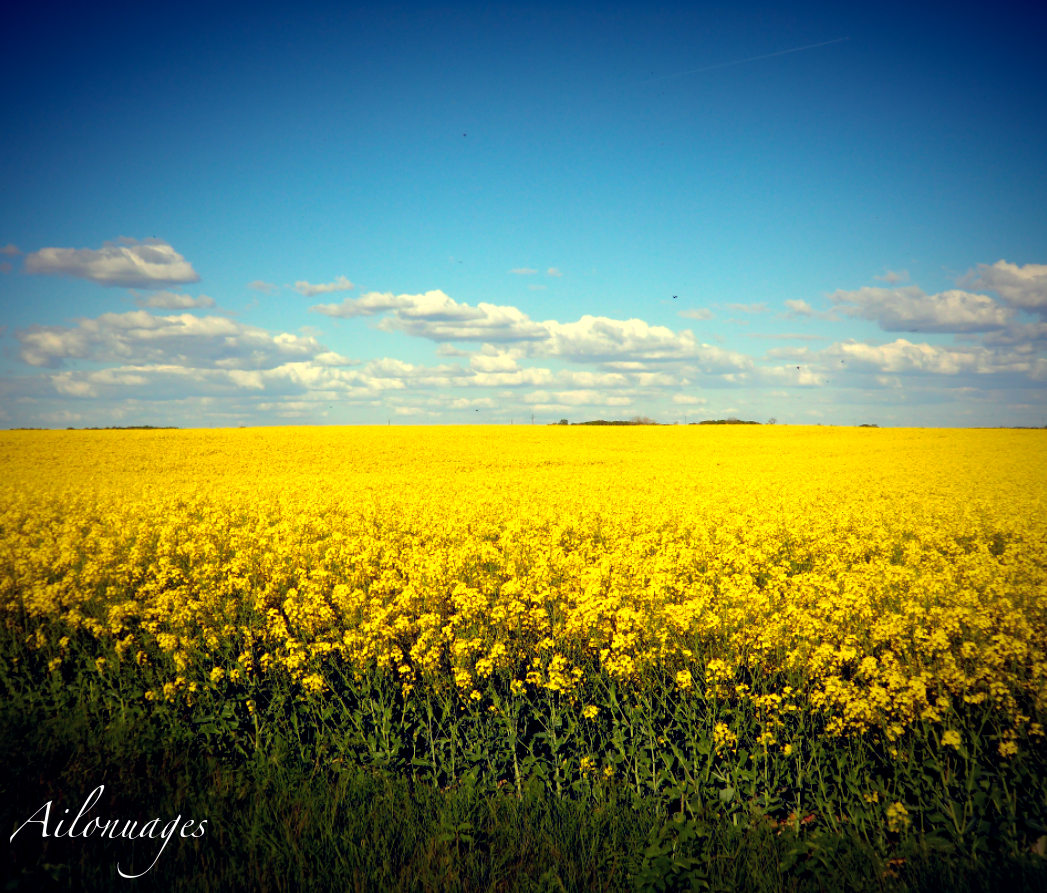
[[1, 426, 1045, 755]]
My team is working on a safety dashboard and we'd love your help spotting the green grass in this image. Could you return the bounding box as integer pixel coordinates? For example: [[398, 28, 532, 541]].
[[3, 632, 1047, 891]]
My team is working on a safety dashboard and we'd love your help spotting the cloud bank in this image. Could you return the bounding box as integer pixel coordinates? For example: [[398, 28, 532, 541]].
[[23, 238, 200, 288], [295, 276, 354, 297]]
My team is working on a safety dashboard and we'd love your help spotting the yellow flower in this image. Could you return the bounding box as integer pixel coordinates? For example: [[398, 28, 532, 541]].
[[941, 730, 962, 749], [676, 669, 693, 691], [999, 740, 1019, 758], [713, 721, 738, 753], [302, 673, 325, 694], [582, 705, 599, 720], [886, 802, 910, 833]]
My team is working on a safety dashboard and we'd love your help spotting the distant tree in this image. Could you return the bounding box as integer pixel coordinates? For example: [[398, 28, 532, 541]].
[[629, 415, 658, 425], [558, 419, 569, 426], [767, 417, 777, 425]]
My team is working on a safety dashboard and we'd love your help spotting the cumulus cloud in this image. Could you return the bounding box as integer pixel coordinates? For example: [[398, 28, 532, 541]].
[[784, 299, 814, 317], [1, 244, 21, 256], [314, 289, 754, 371], [134, 291, 216, 309], [540, 316, 706, 363], [25, 360, 396, 405], [312, 290, 419, 319], [523, 389, 632, 407], [979, 322, 1047, 346], [509, 268, 537, 275], [671, 394, 707, 405], [15, 310, 346, 370], [436, 344, 473, 357], [547, 268, 562, 277], [248, 280, 277, 293], [318, 290, 537, 344], [376, 291, 550, 343], [295, 276, 354, 297], [829, 338, 1046, 378], [23, 238, 200, 288], [781, 299, 837, 322], [875, 269, 909, 284], [469, 350, 521, 373], [959, 260, 1047, 315], [726, 302, 769, 314], [828, 285, 1014, 333], [678, 308, 714, 320]]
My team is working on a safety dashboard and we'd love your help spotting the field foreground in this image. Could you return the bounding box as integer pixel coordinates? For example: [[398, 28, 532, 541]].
[[2, 426, 1047, 890]]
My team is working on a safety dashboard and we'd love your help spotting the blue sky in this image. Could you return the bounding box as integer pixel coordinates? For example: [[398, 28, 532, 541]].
[[1, 0, 1044, 428]]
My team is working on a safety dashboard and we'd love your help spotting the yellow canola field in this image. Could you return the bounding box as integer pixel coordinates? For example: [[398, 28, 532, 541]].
[[1, 426, 1045, 747]]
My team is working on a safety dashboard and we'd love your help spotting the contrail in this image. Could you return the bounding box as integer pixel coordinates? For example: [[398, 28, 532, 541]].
[[638, 37, 849, 85]]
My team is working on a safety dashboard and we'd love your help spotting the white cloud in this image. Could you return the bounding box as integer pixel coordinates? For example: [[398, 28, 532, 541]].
[[828, 285, 1013, 332], [523, 389, 632, 407], [959, 260, 1047, 315], [980, 322, 1047, 346], [312, 290, 419, 319], [540, 316, 706, 363], [295, 276, 354, 297], [547, 268, 562, 277], [528, 284, 547, 290], [315, 289, 752, 369], [392, 406, 441, 416], [248, 280, 277, 293], [678, 308, 714, 320], [875, 269, 910, 284], [469, 349, 521, 373], [51, 373, 99, 398], [726, 302, 769, 314], [784, 299, 814, 317], [830, 338, 1046, 377], [509, 268, 537, 275], [134, 291, 216, 309], [781, 299, 837, 322], [436, 344, 473, 357], [23, 238, 200, 288], [0, 244, 21, 256], [602, 361, 650, 370], [373, 291, 550, 343], [671, 394, 707, 405], [15, 310, 338, 370]]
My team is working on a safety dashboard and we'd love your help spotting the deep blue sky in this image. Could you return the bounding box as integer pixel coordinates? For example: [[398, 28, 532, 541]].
[[2, 1, 1044, 427]]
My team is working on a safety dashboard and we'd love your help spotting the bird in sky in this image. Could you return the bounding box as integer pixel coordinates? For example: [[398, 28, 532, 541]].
[[672, 295, 677, 299]]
